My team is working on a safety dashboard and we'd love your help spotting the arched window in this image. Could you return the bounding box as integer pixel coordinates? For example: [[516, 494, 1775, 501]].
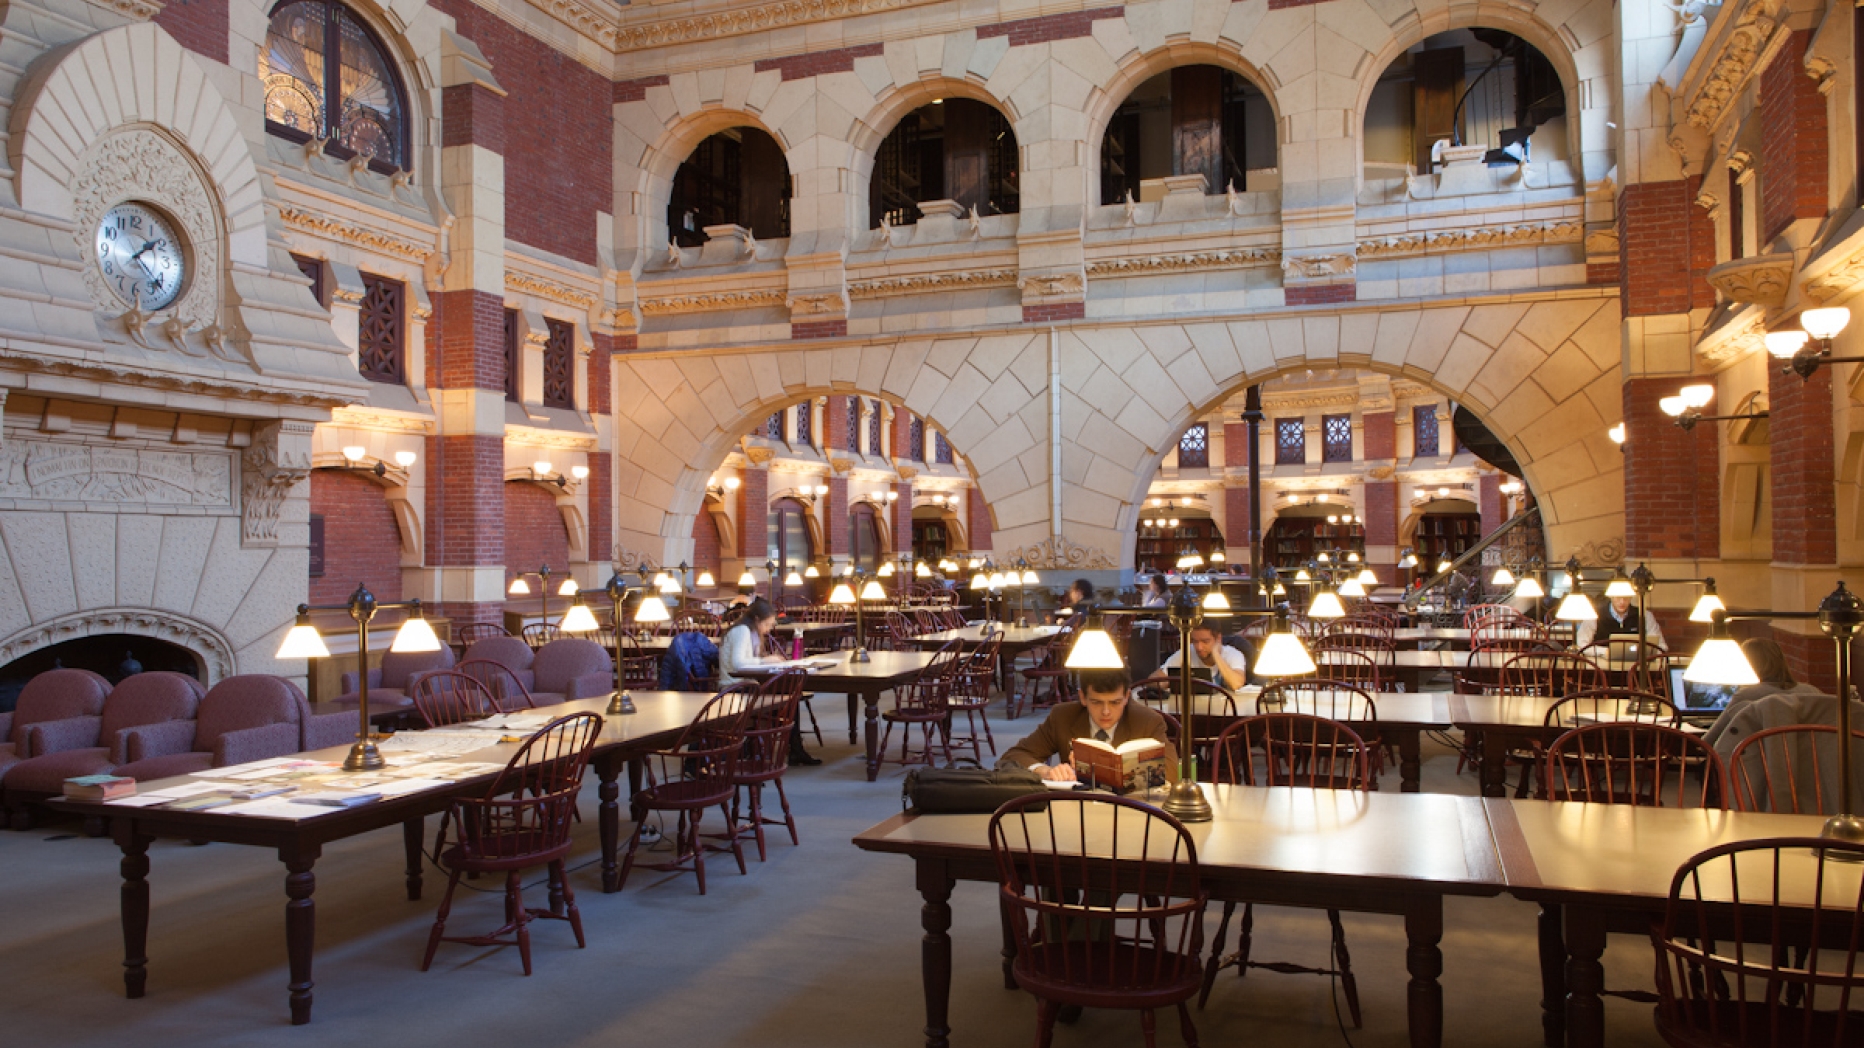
[[1101, 66, 1275, 205], [262, 1, 409, 173], [768, 499, 813, 584], [871, 99, 1019, 228], [1362, 29, 1564, 181], [850, 504, 883, 572], [668, 127, 791, 246]]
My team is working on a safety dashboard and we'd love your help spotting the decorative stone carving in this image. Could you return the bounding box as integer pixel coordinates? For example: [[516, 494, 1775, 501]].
[[848, 269, 1018, 297], [1367, 465, 1397, 480], [607, 0, 934, 50], [1584, 229, 1620, 257], [828, 456, 854, 474], [612, 546, 654, 571], [100, 0, 163, 18], [0, 438, 234, 508], [1017, 272, 1085, 300], [505, 424, 598, 451], [506, 270, 597, 309], [1085, 248, 1281, 277], [640, 289, 787, 315], [329, 406, 436, 434], [1280, 253, 1356, 280], [1009, 536, 1117, 570], [72, 129, 221, 334], [240, 422, 311, 547], [1358, 221, 1582, 258], [1568, 536, 1626, 568], [1706, 253, 1794, 307], [0, 609, 236, 684], [278, 204, 431, 263], [1681, 0, 1781, 132], [787, 291, 849, 317], [742, 444, 775, 464], [1804, 248, 1864, 304], [895, 464, 919, 480]]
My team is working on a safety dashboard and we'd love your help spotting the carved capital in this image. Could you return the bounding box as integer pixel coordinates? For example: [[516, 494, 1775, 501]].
[[742, 444, 775, 465], [240, 422, 313, 547], [828, 456, 854, 475], [1706, 252, 1795, 307]]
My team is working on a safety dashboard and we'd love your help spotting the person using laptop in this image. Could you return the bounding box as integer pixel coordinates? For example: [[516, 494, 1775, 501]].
[[1146, 624, 1249, 692], [1573, 593, 1666, 650], [1704, 638, 1825, 752], [999, 666, 1176, 782]]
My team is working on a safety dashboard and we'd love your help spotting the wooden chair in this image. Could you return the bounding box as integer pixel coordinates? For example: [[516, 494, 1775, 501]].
[[716, 671, 805, 861], [454, 623, 510, 650], [1141, 678, 1238, 782], [674, 609, 723, 639], [1496, 650, 1607, 697], [1491, 689, 1680, 798], [455, 659, 537, 712], [1309, 646, 1384, 691], [884, 610, 919, 649], [1203, 713, 1371, 1023], [1651, 837, 1864, 1046], [1729, 725, 1864, 815], [1325, 615, 1395, 642], [616, 634, 659, 690], [410, 671, 500, 728], [1255, 679, 1376, 722], [989, 793, 1209, 1048], [879, 641, 964, 768], [1010, 630, 1075, 720], [520, 623, 563, 649], [420, 712, 601, 975], [617, 685, 757, 894], [1541, 722, 1727, 808], [945, 634, 1002, 761]]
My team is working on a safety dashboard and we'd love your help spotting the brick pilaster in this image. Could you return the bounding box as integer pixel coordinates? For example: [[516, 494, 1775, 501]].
[[1769, 364, 1836, 566], [1363, 481, 1399, 584], [895, 482, 914, 561], [828, 476, 850, 557], [1622, 378, 1720, 561], [587, 333, 614, 564], [967, 486, 993, 551], [1759, 30, 1828, 243], [1619, 177, 1716, 316], [1478, 474, 1504, 538], [739, 467, 770, 590]]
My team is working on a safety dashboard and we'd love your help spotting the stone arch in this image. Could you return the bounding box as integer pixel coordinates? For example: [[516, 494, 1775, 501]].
[[0, 608, 237, 685], [11, 23, 266, 269], [1081, 42, 1283, 208], [309, 455, 421, 563], [847, 77, 1023, 231], [631, 109, 793, 256]]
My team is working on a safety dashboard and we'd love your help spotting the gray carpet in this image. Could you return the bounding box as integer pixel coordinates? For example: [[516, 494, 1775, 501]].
[[0, 704, 1668, 1048]]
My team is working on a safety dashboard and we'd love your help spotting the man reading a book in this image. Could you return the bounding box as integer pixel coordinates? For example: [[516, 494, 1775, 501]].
[[1146, 625, 1248, 691], [999, 667, 1177, 783]]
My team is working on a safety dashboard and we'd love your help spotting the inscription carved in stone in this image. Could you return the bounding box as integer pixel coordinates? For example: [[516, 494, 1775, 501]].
[[0, 439, 233, 507]]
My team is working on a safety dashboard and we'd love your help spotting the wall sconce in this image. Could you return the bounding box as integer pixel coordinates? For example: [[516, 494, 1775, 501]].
[[337, 444, 414, 479], [1769, 307, 1855, 380], [1607, 423, 1626, 445], [571, 465, 590, 480], [529, 459, 569, 489], [1660, 384, 1766, 432]]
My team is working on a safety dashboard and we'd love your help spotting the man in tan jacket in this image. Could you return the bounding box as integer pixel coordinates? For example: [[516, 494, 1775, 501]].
[[999, 666, 1178, 783]]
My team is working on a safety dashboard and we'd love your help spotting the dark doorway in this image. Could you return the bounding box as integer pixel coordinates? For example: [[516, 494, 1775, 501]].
[[0, 634, 203, 713]]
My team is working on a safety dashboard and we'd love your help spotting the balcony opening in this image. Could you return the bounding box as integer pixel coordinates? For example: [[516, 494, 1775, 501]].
[[870, 99, 1019, 228], [1099, 65, 1276, 205], [1363, 28, 1566, 182], [667, 127, 791, 247]]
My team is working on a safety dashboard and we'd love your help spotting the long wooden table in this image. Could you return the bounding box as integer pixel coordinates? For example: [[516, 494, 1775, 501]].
[[853, 785, 1505, 1048], [1448, 693, 1693, 799], [736, 649, 937, 780], [1486, 799, 1833, 1048], [52, 691, 715, 1024], [910, 624, 1065, 691], [1320, 650, 1656, 693]]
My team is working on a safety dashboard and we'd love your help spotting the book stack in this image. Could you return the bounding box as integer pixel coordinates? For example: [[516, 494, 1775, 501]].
[[63, 775, 137, 800]]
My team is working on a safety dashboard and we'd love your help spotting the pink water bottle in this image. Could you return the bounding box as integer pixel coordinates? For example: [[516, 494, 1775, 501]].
[[790, 632, 804, 660]]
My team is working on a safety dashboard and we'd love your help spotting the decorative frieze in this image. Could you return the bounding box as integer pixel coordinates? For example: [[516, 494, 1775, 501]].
[[1357, 221, 1583, 258], [0, 609, 236, 685], [0, 438, 234, 509], [506, 270, 597, 310], [1803, 247, 1864, 305], [505, 424, 598, 451], [607, 0, 934, 52], [1085, 248, 1280, 277], [1281, 253, 1356, 280], [277, 204, 431, 264], [1009, 536, 1116, 570], [1680, 0, 1781, 132], [639, 289, 787, 315], [847, 269, 1018, 297]]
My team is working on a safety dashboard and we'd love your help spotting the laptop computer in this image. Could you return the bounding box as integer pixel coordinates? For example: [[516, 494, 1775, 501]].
[[1668, 667, 1738, 726]]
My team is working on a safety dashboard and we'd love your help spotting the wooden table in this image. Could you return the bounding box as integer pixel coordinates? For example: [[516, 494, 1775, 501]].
[[1143, 690, 1452, 793], [1486, 799, 1832, 1048], [910, 624, 1064, 690], [53, 691, 715, 1024], [1320, 650, 1652, 693], [853, 785, 1504, 1048], [1390, 627, 1473, 649], [1448, 694, 1679, 799], [736, 649, 937, 780]]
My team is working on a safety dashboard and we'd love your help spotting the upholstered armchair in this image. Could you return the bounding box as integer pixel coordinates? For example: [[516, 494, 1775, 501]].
[[0, 669, 112, 782], [332, 646, 457, 712], [529, 639, 614, 705], [114, 676, 321, 781], [2, 672, 204, 826], [460, 636, 537, 691]]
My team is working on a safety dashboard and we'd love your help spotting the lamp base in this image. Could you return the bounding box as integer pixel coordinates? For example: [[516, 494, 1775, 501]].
[[1159, 779, 1213, 823], [607, 691, 637, 715], [1823, 814, 1864, 860], [343, 737, 386, 772], [851, 646, 872, 663]]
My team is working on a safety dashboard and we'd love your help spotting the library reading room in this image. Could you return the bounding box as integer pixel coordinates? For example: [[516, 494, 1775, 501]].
[[6, 0, 1864, 1046]]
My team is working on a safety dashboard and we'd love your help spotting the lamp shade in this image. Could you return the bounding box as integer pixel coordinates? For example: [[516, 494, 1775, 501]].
[[1201, 590, 1231, 610], [1659, 396, 1687, 417], [1064, 626, 1126, 670], [938, 559, 957, 572], [1607, 423, 1627, 444], [828, 583, 856, 606], [1272, 582, 1286, 596], [558, 601, 600, 634], [657, 575, 681, 594], [1514, 576, 1545, 599], [1356, 568, 1378, 587], [916, 562, 932, 577], [635, 595, 671, 623], [1603, 573, 1637, 599], [970, 574, 988, 590], [987, 572, 1005, 588], [1254, 630, 1316, 677], [1436, 559, 1453, 574], [1766, 330, 1811, 358], [1491, 567, 1516, 586], [1399, 551, 1418, 568], [1209, 550, 1226, 564], [1684, 636, 1759, 685], [737, 571, 756, 588], [696, 571, 716, 588], [1680, 384, 1714, 409], [1346, 551, 1361, 563], [558, 579, 580, 596], [860, 580, 887, 601], [508, 577, 531, 596], [804, 564, 820, 579], [276, 613, 330, 659], [1294, 568, 1311, 582], [878, 562, 895, 577], [390, 612, 443, 653], [1309, 590, 1347, 619], [1553, 592, 1597, 622], [783, 571, 804, 587], [1802, 306, 1852, 341], [1022, 569, 1040, 585], [1338, 578, 1367, 598], [1689, 589, 1726, 623]]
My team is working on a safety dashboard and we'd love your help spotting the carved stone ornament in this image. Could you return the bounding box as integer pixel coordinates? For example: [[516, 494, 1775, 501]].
[[640, 289, 787, 315], [742, 444, 775, 465], [1568, 536, 1626, 568], [1280, 252, 1356, 280], [612, 546, 654, 571], [1017, 272, 1085, 300], [506, 270, 597, 309], [240, 422, 311, 547], [1009, 536, 1116, 571], [0, 437, 234, 508], [1367, 465, 1397, 480], [278, 205, 430, 264], [329, 406, 436, 434], [1358, 221, 1581, 259], [1804, 247, 1864, 305], [848, 269, 1018, 298], [1706, 252, 1795, 307], [1682, 0, 1781, 132], [1584, 229, 1621, 257], [787, 291, 849, 317], [72, 129, 222, 336], [607, 0, 936, 51], [895, 464, 919, 480], [1694, 310, 1766, 365], [0, 608, 235, 684], [828, 456, 854, 475], [1085, 248, 1281, 277]]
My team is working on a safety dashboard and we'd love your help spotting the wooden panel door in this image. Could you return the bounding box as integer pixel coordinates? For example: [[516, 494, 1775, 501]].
[[1171, 66, 1223, 192], [1412, 47, 1464, 172]]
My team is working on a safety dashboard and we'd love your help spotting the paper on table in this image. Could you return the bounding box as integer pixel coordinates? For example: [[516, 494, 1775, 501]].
[[104, 795, 175, 807], [189, 757, 298, 779], [217, 798, 312, 819], [142, 782, 231, 799], [377, 778, 449, 796]]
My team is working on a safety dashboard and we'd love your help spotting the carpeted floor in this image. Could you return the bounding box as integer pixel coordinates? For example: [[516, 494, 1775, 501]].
[[0, 702, 1669, 1048]]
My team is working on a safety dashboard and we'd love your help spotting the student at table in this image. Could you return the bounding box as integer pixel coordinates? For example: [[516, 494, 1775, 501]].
[[1573, 594, 1666, 650], [1705, 638, 1829, 754], [720, 597, 820, 766], [1052, 578, 1095, 625], [999, 666, 1176, 782], [1146, 624, 1248, 692], [1140, 574, 1170, 608]]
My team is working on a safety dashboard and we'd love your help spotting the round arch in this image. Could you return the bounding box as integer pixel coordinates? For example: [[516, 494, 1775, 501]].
[[634, 110, 792, 255], [1398, 497, 1482, 547], [1080, 43, 1282, 209], [846, 77, 1022, 232]]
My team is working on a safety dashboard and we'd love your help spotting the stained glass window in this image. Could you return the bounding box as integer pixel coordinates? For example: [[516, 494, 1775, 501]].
[[847, 398, 861, 452], [1322, 414, 1352, 463], [262, 2, 408, 173], [543, 319, 574, 409], [794, 403, 812, 447], [1413, 405, 1441, 457], [1275, 419, 1305, 465], [766, 412, 785, 441], [934, 432, 953, 465], [1178, 424, 1209, 468], [908, 416, 925, 461], [868, 400, 882, 455]]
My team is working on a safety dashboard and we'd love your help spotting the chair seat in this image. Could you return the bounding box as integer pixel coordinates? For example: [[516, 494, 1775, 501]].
[[441, 834, 573, 872], [328, 689, 413, 711], [1013, 941, 1204, 1010], [1654, 999, 1864, 1048], [2, 747, 114, 794], [883, 707, 946, 724], [114, 752, 215, 781], [636, 778, 735, 810]]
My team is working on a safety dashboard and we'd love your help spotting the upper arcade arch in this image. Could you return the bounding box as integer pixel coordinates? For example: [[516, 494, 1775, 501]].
[[622, 108, 794, 259]]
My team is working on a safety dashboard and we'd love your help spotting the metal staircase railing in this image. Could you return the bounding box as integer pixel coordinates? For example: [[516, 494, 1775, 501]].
[[1402, 505, 1542, 610]]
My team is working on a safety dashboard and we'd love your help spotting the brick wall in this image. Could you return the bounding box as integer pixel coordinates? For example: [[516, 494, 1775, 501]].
[[825, 395, 848, 451], [691, 506, 722, 579], [424, 434, 504, 567], [587, 451, 612, 563], [753, 43, 882, 81], [792, 319, 847, 340], [441, 83, 505, 152], [309, 471, 402, 605], [1760, 31, 1828, 243], [738, 469, 768, 562], [891, 404, 910, 460], [613, 75, 670, 103], [1363, 481, 1399, 583], [1619, 177, 1716, 316], [1024, 302, 1085, 323], [1286, 284, 1355, 306], [432, 289, 506, 390], [430, 0, 610, 265], [1224, 486, 1252, 561], [828, 476, 850, 555], [895, 482, 913, 559], [156, 0, 228, 65], [1773, 629, 1839, 696], [502, 481, 570, 578], [1621, 378, 1720, 560], [1222, 420, 1250, 468], [1769, 363, 1837, 565], [976, 7, 1122, 46], [1478, 474, 1504, 537], [967, 488, 993, 551], [1361, 411, 1395, 460], [588, 332, 613, 417]]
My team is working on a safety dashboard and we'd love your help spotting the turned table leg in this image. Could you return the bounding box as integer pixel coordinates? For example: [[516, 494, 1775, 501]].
[[402, 817, 424, 901], [281, 846, 322, 1025], [1404, 899, 1444, 1048], [116, 825, 153, 999], [916, 860, 955, 1048]]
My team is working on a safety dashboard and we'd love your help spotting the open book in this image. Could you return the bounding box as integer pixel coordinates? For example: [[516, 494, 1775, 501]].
[[1070, 736, 1169, 792]]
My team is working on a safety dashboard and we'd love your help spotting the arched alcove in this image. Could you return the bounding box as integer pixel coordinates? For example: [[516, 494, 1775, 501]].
[[667, 126, 792, 246], [1099, 64, 1277, 205], [869, 98, 1018, 227], [1362, 28, 1568, 182]]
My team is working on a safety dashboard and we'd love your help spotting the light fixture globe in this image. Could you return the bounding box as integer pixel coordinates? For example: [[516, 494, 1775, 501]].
[[635, 594, 672, 623], [1803, 307, 1852, 341], [1766, 330, 1811, 358], [394, 450, 418, 468], [1659, 396, 1687, 417], [1607, 423, 1627, 444], [558, 599, 600, 634], [1689, 579, 1725, 623], [1680, 384, 1715, 409]]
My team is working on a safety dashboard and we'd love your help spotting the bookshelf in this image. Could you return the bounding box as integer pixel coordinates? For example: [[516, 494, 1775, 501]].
[[1413, 511, 1482, 567], [1135, 518, 1225, 573], [912, 520, 951, 563], [1262, 517, 1365, 570]]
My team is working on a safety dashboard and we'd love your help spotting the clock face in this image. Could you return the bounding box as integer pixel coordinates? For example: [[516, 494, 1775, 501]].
[[94, 202, 187, 311]]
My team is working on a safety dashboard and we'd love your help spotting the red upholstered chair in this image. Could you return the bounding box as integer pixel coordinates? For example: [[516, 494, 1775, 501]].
[[1541, 722, 1726, 808], [1730, 725, 1864, 815], [113, 676, 329, 781], [332, 646, 456, 713], [457, 659, 537, 712], [461, 636, 537, 693], [2, 671, 203, 827], [528, 638, 614, 705], [1650, 837, 1864, 1047], [411, 672, 501, 728], [990, 793, 1209, 1048], [618, 685, 758, 893], [421, 712, 602, 975], [1203, 714, 1372, 1022], [0, 669, 112, 784]]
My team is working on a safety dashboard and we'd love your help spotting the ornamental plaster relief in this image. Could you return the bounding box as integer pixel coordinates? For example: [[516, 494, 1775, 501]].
[[0, 438, 234, 510]]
